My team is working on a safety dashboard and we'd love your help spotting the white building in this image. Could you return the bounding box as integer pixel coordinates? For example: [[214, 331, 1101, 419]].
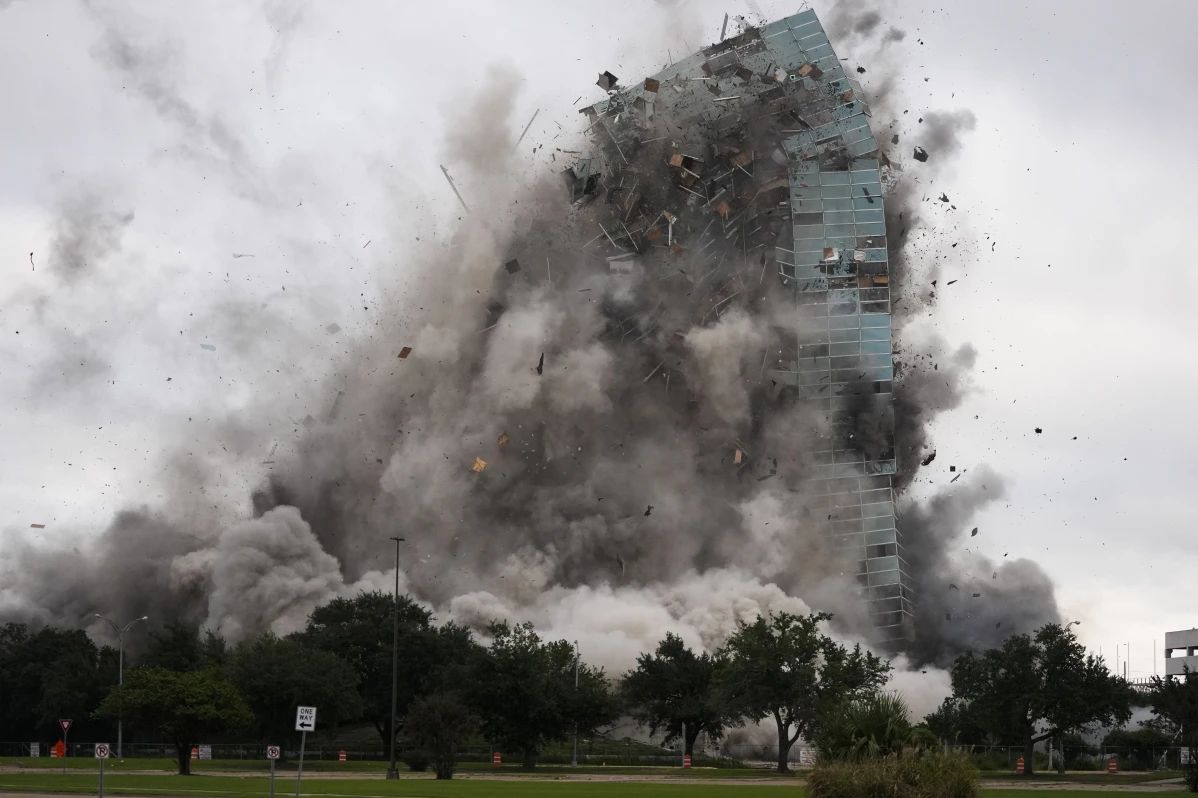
[[1164, 629, 1198, 676]]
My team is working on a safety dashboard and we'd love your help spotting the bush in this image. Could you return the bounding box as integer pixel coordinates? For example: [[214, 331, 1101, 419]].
[[809, 752, 979, 798], [1183, 762, 1198, 793], [401, 750, 430, 771]]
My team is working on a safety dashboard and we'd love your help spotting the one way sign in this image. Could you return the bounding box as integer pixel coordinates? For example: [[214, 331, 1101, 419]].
[[295, 706, 317, 732]]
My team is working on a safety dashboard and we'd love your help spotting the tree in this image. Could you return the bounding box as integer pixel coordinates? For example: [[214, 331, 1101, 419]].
[[925, 696, 988, 746], [469, 622, 617, 769], [297, 591, 480, 750], [622, 633, 729, 756], [98, 668, 252, 774], [717, 612, 890, 773], [405, 692, 476, 780], [141, 622, 226, 671], [1101, 726, 1171, 772], [228, 634, 363, 743], [944, 623, 1132, 776], [0, 623, 117, 741], [815, 692, 912, 760], [1147, 668, 1198, 790]]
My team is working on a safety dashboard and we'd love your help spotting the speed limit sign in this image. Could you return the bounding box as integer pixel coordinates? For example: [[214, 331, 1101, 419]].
[[266, 745, 281, 760], [95, 743, 110, 759]]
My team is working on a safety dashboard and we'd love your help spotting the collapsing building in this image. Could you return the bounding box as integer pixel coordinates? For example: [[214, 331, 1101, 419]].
[[570, 9, 913, 642]]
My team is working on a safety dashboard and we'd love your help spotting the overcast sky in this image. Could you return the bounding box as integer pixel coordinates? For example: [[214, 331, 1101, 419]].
[[1, 0, 1195, 679]]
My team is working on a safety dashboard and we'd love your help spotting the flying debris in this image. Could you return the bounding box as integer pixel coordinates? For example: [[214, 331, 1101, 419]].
[[921, 450, 937, 466], [913, 146, 929, 162], [398, 346, 413, 359], [596, 70, 619, 91], [504, 259, 521, 274], [970, 527, 978, 537], [497, 432, 511, 449], [644, 505, 653, 517], [471, 457, 488, 473], [938, 193, 950, 203], [30, 523, 46, 529], [1034, 427, 1043, 434], [535, 353, 544, 375]]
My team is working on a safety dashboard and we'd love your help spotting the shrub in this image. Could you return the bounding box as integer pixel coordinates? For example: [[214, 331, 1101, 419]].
[[1183, 761, 1198, 793], [816, 693, 913, 760], [808, 752, 979, 798], [401, 750, 430, 772]]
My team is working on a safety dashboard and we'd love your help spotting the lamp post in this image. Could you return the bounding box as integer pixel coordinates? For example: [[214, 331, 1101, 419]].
[[93, 614, 149, 760], [571, 641, 580, 767], [386, 536, 405, 780]]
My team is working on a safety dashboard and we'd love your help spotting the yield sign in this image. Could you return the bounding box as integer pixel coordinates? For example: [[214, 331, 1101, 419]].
[[59, 719, 72, 734]]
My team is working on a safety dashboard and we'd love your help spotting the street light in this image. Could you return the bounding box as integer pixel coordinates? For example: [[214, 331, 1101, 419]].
[[571, 641, 580, 767], [93, 614, 149, 760], [386, 536, 405, 781]]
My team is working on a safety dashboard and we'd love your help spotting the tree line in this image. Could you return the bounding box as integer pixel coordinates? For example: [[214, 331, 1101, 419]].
[[2, 596, 1196, 785]]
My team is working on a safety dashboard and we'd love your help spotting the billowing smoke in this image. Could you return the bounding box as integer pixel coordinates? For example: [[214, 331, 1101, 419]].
[[901, 469, 1059, 663], [1, 6, 1058, 704]]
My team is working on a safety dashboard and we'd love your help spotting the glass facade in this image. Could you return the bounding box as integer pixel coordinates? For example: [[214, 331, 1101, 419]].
[[585, 8, 915, 643], [764, 10, 914, 643]]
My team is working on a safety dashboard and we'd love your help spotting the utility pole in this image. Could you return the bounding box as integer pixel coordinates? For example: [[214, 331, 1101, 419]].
[[93, 614, 149, 760], [571, 641, 580, 767], [386, 536, 405, 780]]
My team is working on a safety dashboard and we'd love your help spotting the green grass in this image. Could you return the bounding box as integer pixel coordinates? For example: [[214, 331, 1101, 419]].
[[0, 772, 806, 798], [0, 759, 784, 780], [978, 770, 1182, 784], [0, 772, 1187, 798]]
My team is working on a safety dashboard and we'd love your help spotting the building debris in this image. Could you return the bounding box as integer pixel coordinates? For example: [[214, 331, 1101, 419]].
[[733, 448, 745, 465], [596, 71, 619, 91], [913, 146, 929, 162], [439, 164, 470, 212], [921, 450, 937, 466], [471, 456, 488, 473], [30, 523, 46, 529], [398, 346, 413, 359], [643, 77, 660, 93], [514, 108, 540, 150]]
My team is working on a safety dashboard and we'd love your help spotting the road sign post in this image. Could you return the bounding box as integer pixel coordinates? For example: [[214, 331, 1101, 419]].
[[59, 720, 72, 775], [266, 745, 280, 798], [294, 707, 316, 797], [95, 743, 110, 798]]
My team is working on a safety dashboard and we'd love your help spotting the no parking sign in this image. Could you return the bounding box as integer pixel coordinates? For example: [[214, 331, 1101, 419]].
[[94, 744, 110, 760]]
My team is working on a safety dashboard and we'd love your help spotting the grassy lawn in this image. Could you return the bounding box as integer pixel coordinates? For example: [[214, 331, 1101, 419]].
[[0, 772, 807, 798], [979, 770, 1183, 784], [0, 772, 1187, 798], [0, 760, 784, 780]]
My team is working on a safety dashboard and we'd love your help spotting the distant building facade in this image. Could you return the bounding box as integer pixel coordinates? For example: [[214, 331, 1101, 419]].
[[1165, 628, 1198, 676]]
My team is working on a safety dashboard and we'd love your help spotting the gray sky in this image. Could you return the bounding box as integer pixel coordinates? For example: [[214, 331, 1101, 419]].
[[1, 0, 1195, 681]]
